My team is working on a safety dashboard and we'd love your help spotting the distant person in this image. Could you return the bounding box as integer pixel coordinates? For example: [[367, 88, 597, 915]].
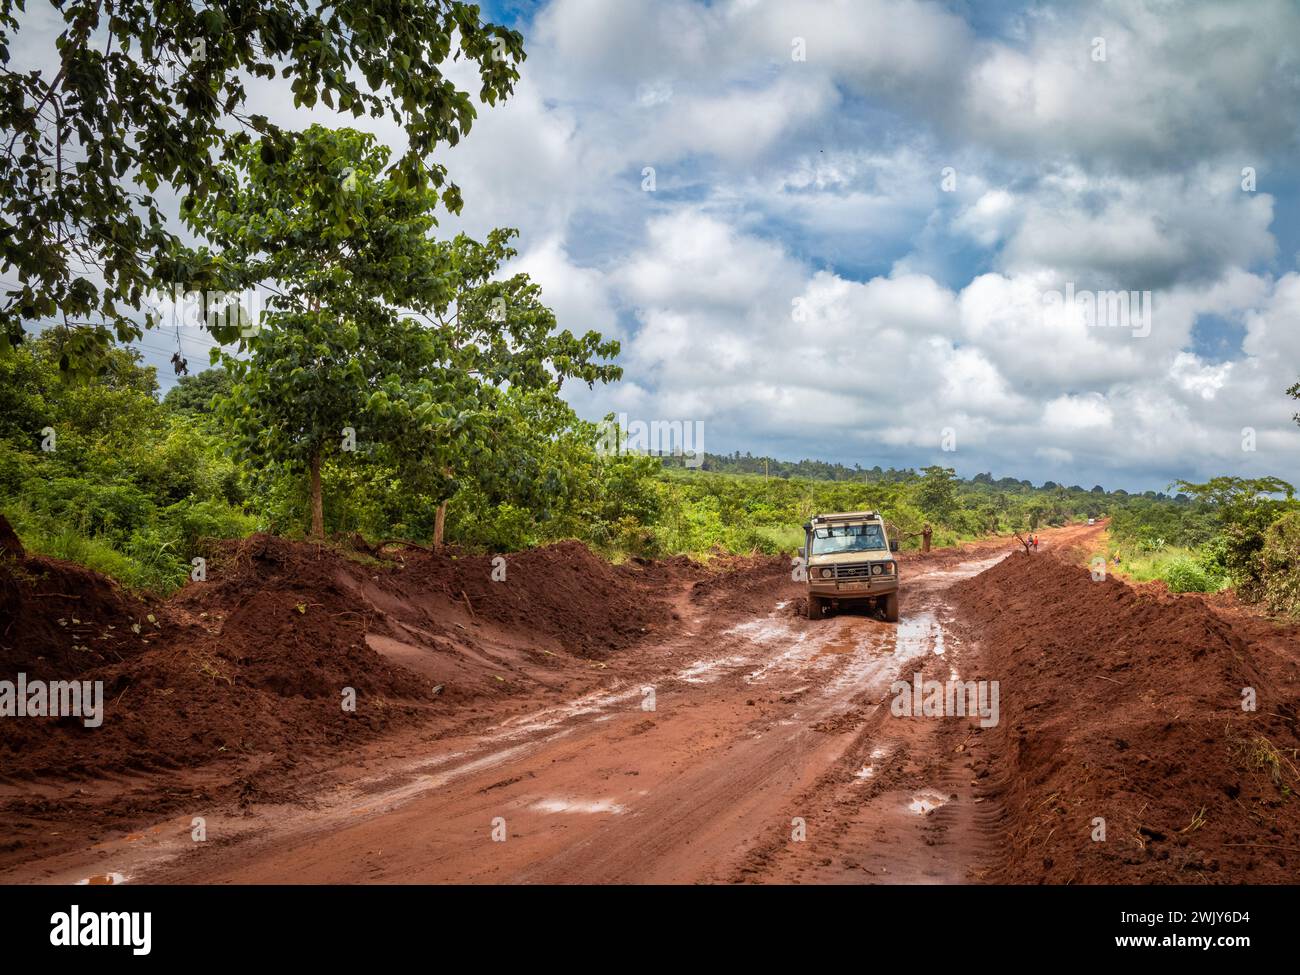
[[1032, 534, 1039, 550]]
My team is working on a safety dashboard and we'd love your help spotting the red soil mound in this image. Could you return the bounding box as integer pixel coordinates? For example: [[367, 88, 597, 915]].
[[392, 539, 683, 657], [1, 541, 435, 783], [1, 552, 156, 681], [0, 534, 680, 785], [689, 552, 791, 612], [951, 551, 1300, 884]]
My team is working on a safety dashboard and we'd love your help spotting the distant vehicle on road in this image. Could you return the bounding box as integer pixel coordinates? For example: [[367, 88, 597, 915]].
[[1087, 518, 1096, 525], [802, 511, 900, 622]]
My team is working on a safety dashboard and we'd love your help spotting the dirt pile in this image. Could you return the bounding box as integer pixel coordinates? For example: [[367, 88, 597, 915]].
[[394, 539, 684, 656], [951, 551, 1300, 884], [1, 552, 156, 681], [1, 534, 684, 786], [689, 552, 790, 613], [1, 539, 436, 784]]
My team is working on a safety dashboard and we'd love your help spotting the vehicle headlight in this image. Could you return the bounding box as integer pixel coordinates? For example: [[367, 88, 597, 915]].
[[820, 567, 833, 579], [871, 564, 884, 575]]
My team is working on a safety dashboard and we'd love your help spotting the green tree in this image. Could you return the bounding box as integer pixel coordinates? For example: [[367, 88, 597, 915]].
[[1174, 476, 1297, 599], [0, 0, 522, 374], [915, 465, 958, 522], [195, 127, 622, 542], [369, 228, 622, 546], [191, 126, 453, 537], [163, 368, 232, 416]]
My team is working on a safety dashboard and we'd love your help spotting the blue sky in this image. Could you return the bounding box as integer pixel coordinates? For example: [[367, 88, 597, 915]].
[[416, 0, 1300, 492], [18, 0, 1300, 492]]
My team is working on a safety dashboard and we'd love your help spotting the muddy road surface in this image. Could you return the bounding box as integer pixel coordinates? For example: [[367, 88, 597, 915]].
[[6, 520, 1298, 885], [2, 525, 1097, 884]]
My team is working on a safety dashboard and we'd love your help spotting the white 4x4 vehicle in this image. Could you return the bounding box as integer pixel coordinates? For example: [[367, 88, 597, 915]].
[[802, 511, 900, 622]]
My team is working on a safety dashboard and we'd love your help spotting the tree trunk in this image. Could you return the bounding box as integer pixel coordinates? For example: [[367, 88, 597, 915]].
[[433, 500, 448, 550], [309, 451, 325, 539]]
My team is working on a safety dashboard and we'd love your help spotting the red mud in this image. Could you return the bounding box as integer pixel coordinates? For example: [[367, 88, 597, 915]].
[[951, 550, 1300, 884], [5, 525, 1298, 885], [386, 539, 690, 657], [0, 535, 712, 784]]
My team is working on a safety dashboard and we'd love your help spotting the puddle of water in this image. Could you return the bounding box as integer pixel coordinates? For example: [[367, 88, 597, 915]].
[[854, 766, 874, 780], [820, 637, 858, 655], [745, 638, 817, 682], [529, 798, 626, 815], [76, 872, 128, 885], [893, 612, 946, 661], [493, 685, 643, 740], [908, 792, 949, 815]]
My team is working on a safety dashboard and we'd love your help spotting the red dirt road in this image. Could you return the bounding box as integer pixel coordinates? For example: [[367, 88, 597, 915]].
[[0, 526, 1087, 884], [4, 521, 1296, 885]]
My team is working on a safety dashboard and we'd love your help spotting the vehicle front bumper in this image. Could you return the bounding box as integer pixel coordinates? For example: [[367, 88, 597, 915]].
[[807, 577, 899, 599]]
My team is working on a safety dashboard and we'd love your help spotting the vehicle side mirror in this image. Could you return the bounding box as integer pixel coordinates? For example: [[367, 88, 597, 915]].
[[890, 540, 899, 552], [798, 545, 806, 559]]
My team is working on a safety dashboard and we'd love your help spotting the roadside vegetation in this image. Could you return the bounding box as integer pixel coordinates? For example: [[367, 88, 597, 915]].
[[1, 1, 1297, 625], [1094, 476, 1299, 613], [8, 329, 1290, 618], [5, 319, 1300, 621]]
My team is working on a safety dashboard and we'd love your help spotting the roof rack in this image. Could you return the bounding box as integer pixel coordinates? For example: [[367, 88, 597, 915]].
[[810, 511, 880, 523]]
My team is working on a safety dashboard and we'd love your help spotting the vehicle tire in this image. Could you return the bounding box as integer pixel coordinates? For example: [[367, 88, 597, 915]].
[[806, 596, 825, 620], [882, 592, 899, 623]]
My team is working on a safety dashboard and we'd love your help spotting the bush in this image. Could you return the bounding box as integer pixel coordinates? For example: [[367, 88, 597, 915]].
[[29, 477, 156, 542], [449, 501, 537, 551], [1258, 511, 1300, 616], [160, 498, 259, 557], [1162, 557, 1218, 593]]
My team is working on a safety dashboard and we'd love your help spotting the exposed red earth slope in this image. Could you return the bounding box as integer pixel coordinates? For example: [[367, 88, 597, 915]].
[[950, 549, 1300, 883]]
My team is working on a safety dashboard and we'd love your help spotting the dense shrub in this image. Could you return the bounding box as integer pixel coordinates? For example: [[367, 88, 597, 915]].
[[1162, 557, 1218, 593], [1258, 511, 1300, 616]]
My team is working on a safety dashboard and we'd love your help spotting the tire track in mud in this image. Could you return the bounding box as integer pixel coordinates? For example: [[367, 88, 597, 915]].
[[724, 557, 1011, 883]]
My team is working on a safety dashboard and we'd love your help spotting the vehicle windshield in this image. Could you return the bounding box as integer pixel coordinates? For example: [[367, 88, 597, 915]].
[[810, 523, 887, 556]]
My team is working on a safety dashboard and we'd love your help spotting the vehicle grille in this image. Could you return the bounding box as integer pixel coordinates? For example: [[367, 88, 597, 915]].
[[835, 563, 874, 579]]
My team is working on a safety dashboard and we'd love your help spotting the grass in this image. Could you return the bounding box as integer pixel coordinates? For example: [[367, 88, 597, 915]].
[[1234, 734, 1300, 795], [1088, 541, 1228, 593], [6, 501, 192, 595], [752, 524, 804, 552], [36, 528, 188, 593]]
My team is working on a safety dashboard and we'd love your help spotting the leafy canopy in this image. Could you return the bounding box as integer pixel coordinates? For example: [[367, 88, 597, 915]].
[[0, 0, 523, 375], [191, 125, 621, 536]]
